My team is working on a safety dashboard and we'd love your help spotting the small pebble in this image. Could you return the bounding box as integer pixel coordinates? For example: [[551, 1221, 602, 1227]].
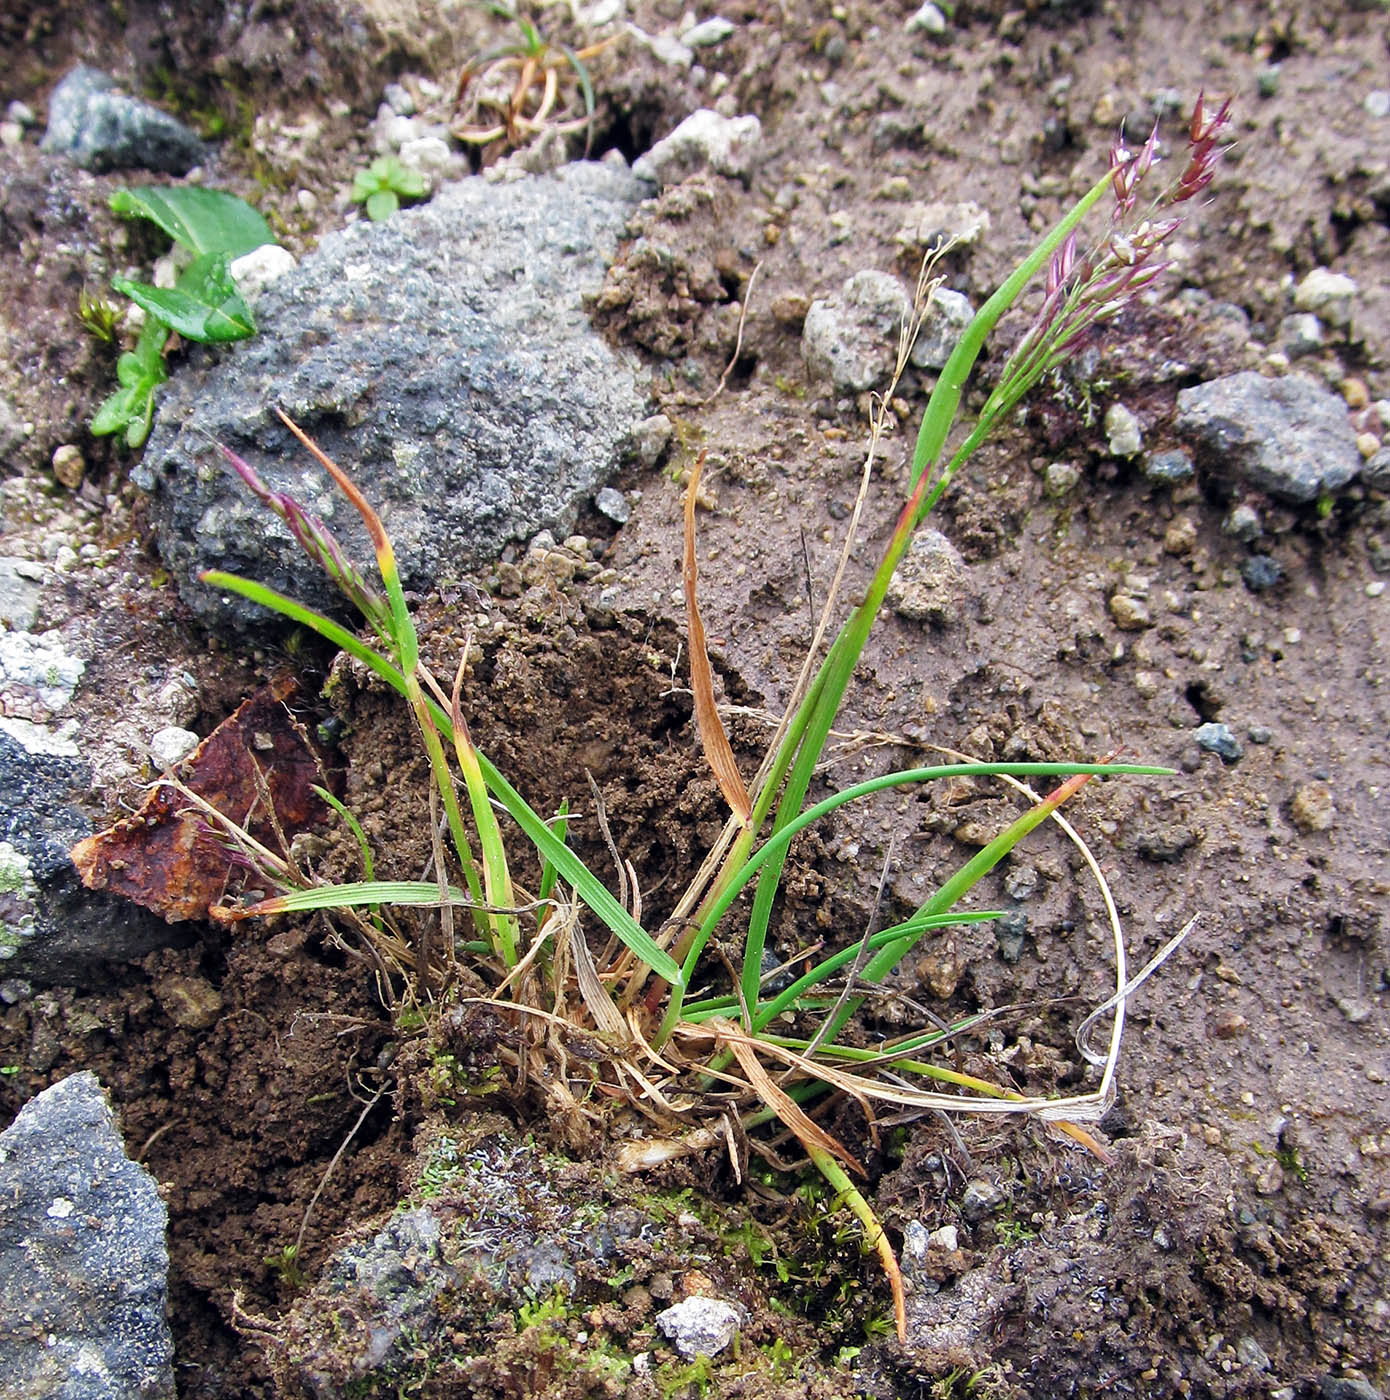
[[681, 17, 736, 46], [1241, 555, 1283, 592], [961, 1179, 1006, 1220], [1109, 593, 1151, 630], [1105, 402, 1143, 457], [1143, 449, 1195, 485], [1163, 518, 1197, 555], [1223, 504, 1262, 542], [1289, 782, 1334, 832], [1278, 313, 1322, 358], [1256, 66, 1281, 98], [6, 100, 36, 126], [149, 726, 200, 770], [905, 1, 947, 34], [595, 486, 630, 525], [1195, 722, 1242, 764], [1368, 581, 1386, 598], [1356, 431, 1380, 459], [1045, 460, 1081, 496], [1248, 725, 1273, 745], [51, 444, 84, 489], [1366, 90, 1390, 119], [1293, 268, 1357, 328], [1342, 377, 1369, 410]]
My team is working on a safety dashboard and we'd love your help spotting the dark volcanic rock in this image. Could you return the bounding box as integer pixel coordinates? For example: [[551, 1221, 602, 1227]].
[[0, 1072, 174, 1400], [1175, 371, 1361, 503], [40, 65, 204, 175], [0, 728, 173, 985], [137, 161, 649, 631]]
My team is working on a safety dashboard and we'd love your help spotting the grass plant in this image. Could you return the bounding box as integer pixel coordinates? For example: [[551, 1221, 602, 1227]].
[[450, 3, 607, 154], [200, 98, 1230, 1338]]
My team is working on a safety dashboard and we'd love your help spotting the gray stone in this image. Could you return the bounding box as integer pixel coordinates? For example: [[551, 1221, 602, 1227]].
[[1045, 460, 1082, 497], [1223, 503, 1263, 542], [1321, 1380, 1383, 1400], [0, 557, 43, 632], [137, 162, 649, 631], [40, 65, 203, 175], [1294, 268, 1357, 328], [595, 486, 631, 524], [960, 1178, 1006, 1220], [803, 269, 911, 392], [1237, 1335, 1271, 1371], [0, 630, 84, 715], [1175, 372, 1361, 503], [1241, 555, 1283, 592], [0, 1072, 174, 1400], [906, 2, 948, 34], [1143, 449, 1195, 485], [1279, 312, 1323, 358], [148, 726, 199, 770], [229, 244, 297, 303], [632, 109, 761, 187], [1195, 722, 1242, 764], [1366, 92, 1390, 120], [885, 527, 967, 625], [894, 200, 989, 254], [1363, 446, 1390, 490], [910, 287, 973, 370], [655, 1297, 746, 1359], [0, 729, 173, 983], [680, 17, 736, 46]]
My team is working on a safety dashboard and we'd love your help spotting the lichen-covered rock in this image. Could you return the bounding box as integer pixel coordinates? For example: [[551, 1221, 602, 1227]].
[[0, 1072, 174, 1400], [138, 161, 649, 631], [1175, 371, 1361, 503]]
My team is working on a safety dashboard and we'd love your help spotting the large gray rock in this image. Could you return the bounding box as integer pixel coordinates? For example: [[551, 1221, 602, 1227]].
[[137, 161, 649, 630], [0, 1072, 174, 1400], [1175, 371, 1361, 503], [40, 66, 203, 175], [0, 727, 172, 985]]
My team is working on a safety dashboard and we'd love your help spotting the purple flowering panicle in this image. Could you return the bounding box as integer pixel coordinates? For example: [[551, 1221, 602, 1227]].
[[220, 445, 392, 640], [981, 93, 1233, 427]]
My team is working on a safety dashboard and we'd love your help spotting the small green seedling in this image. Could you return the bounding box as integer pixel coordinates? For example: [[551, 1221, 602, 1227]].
[[92, 185, 275, 448], [350, 156, 427, 222]]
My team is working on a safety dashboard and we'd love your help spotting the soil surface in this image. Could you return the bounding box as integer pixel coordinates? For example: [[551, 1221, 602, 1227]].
[[1, 3, 1387, 1399]]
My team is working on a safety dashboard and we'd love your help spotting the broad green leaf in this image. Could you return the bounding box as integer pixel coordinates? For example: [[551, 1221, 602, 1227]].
[[113, 253, 255, 343], [365, 189, 398, 223], [109, 185, 275, 258], [90, 384, 141, 437], [92, 324, 167, 444]]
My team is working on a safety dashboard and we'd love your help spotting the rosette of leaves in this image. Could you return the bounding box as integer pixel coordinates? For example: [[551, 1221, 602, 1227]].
[[92, 186, 276, 448], [350, 156, 427, 222]]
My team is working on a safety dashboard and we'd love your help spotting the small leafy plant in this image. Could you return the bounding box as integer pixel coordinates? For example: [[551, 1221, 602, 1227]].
[[198, 99, 1231, 1335], [92, 186, 276, 448], [350, 156, 428, 222]]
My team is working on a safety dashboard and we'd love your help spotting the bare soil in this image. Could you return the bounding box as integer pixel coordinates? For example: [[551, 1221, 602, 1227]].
[[1, 3, 1386, 1398]]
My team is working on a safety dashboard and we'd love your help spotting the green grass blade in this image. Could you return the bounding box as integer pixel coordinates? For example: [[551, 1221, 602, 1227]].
[[248, 879, 472, 912]]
